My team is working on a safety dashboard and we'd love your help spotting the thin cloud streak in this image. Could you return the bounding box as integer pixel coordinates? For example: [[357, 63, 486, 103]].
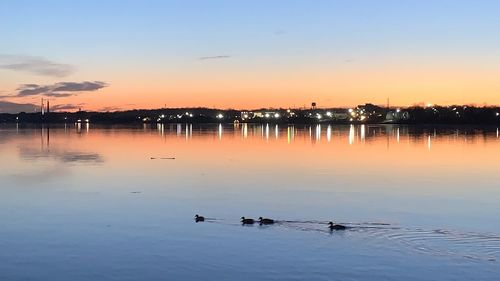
[[50, 103, 86, 111], [198, 55, 231, 60], [0, 55, 74, 78]]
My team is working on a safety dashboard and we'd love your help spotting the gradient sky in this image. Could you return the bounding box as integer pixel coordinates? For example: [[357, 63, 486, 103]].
[[1, 0, 500, 112]]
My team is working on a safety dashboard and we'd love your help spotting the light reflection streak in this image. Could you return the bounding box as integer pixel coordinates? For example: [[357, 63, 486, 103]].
[[218, 124, 223, 140], [176, 124, 182, 137], [349, 125, 355, 145], [315, 125, 321, 141], [242, 123, 248, 139]]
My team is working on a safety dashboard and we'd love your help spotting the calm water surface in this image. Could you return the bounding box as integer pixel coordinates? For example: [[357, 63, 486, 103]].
[[1, 123, 500, 280]]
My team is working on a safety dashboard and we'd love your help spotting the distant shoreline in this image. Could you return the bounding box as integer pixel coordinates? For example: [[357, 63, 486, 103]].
[[1, 104, 500, 125]]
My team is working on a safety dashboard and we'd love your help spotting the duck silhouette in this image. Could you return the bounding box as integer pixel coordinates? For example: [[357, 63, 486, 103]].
[[241, 217, 255, 225], [258, 217, 275, 225], [328, 221, 347, 231], [194, 214, 205, 222]]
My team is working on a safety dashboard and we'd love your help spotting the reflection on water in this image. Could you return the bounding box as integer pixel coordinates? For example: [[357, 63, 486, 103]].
[[139, 123, 500, 148], [1, 123, 500, 281], [17, 126, 104, 164]]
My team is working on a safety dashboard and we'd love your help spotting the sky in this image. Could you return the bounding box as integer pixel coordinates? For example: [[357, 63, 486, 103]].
[[1, 0, 500, 113]]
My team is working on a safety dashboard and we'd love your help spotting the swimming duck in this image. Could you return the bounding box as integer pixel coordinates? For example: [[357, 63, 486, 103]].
[[328, 221, 347, 230], [258, 217, 275, 225], [194, 214, 205, 222], [241, 217, 255, 225]]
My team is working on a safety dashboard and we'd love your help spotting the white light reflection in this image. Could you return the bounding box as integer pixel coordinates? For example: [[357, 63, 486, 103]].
[[287, 126, 295, 144], [242, 123, 248, 139], [315, 125, 321, 141], [326, 125, 332, 142], [176, 124, 182, 137], [265, 124, 270, 140], [396, 128, 400, 143], [349, 124, 355, 145], [275, 125, 279, 139], [218, 124, 223, 140], [427, 135, 431, 150], [360, 124, 366, 142]]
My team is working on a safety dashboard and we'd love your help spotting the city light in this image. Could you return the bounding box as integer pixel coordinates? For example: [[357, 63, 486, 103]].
[[216, 113, 224, 119], [326, 111, 332, 117], [274, 113, 280, 118], [265, 113, 270, 118]]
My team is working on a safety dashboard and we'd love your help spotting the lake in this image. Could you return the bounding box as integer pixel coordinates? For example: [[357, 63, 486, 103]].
[[1, 123, 499, 280]]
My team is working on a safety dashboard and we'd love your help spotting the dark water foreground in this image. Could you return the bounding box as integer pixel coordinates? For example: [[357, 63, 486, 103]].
[[1, 124, 499, 280]]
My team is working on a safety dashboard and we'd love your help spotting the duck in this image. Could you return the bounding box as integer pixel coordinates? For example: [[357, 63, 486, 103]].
[[241, 217, 255, 225], [328, 221, 347, 231], [194, 214, 205, 222], [258, 217, 275, 225]]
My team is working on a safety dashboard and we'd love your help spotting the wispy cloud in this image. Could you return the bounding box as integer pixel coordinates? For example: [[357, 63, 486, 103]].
[[50, 103, 86, 111], [99, 106, 123, 112], [274, 30, 286, 36], [0, 101, 36, 113], [0, 55, 74, 78], [14, 81, 107, 98], [198, 55, 231, 60]]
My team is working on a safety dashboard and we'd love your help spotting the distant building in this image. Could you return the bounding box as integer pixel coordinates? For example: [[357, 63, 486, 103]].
[[250, 111, 281, 119], [385, 109, 410, 123], [240, 111, 252, 120]]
